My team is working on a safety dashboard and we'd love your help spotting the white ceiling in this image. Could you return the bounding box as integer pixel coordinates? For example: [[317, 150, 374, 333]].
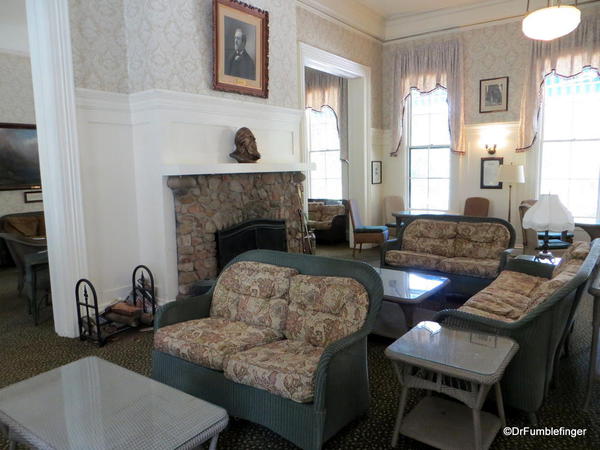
[[354, 0, 494, 18]]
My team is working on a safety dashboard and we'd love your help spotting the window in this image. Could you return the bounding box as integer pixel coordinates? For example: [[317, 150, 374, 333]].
[[540, 68, 600, 220], [307, 107, 342, 199], [408, 88, 451, 211]]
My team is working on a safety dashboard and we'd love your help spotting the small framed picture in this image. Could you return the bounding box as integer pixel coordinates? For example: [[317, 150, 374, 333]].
[[24, 190, 43, 203], [479, 76, 509, 113], [371, 161, 382, 185], [480, 157, 503, 189], [213, 0, 269, 98]]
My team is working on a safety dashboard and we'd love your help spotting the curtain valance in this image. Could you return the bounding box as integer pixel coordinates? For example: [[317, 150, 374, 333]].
[[518, 13, 600, 152], [305, 67, 349, 161], [390, 39, 465, 156]]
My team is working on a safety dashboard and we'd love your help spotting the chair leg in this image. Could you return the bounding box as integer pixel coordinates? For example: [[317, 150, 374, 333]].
[[352, 243, 357, 258], [359, 243, 363, 254], [528, 412, 538, 426]]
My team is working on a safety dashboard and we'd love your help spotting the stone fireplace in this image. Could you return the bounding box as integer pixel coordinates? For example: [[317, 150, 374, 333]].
[[168, 171, 305, 295]]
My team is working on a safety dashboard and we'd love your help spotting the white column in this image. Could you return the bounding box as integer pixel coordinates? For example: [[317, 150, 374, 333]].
[[26, 0, 88, 337]]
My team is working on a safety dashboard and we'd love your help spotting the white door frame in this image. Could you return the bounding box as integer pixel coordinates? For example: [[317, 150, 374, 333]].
[[26, 0, 88, 337], [298, 43, 372, 246]]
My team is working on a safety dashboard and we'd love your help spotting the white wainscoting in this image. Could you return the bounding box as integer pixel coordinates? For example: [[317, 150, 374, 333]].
[[75, 88, 304, 306]]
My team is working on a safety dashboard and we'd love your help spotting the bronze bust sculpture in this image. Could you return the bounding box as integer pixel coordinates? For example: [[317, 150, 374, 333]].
[[230, 127, 261, 163]]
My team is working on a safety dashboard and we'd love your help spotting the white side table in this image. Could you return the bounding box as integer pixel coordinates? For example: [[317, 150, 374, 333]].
[[385, 321, 518, 450]]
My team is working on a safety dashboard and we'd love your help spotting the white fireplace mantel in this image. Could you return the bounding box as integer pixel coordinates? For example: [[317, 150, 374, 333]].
[[161, 162, 313, 176]]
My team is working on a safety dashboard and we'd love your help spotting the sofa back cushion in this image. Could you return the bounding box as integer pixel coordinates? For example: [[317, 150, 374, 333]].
[[211, 261, 299, 333], [4, 216, 40, 237], [285, 274, 369, 347], [454, 222, 511, 259], [320, 204, 345, 223], [401, 219, 458, 257], [308, 202, 324, 221], [553, 241, 590, 277]]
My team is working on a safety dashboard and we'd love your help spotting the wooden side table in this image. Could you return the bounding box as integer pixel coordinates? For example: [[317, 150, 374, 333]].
[[385, 321, 518, 450]]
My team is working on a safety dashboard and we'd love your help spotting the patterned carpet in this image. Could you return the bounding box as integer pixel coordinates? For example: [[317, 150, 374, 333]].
[[1, 264, 599, 449]]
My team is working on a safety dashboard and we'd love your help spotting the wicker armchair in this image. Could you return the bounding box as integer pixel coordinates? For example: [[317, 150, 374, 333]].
[[152, 250, 383, 450]]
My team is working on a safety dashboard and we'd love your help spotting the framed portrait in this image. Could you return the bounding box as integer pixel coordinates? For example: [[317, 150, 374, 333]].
[[0, 123, 41, 191], [24, 190, 43, 203], [213, 0, 269, 98], [479, 77, 509, 113], [371, 161, 382, 185], [480, 157, 504, 189]]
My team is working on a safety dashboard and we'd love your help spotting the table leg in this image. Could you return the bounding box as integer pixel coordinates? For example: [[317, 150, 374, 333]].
[[494, 382, 506, 427], [472, 408, 482, 450], [391, 384, 409, 447], [208, 433, 219, 450], [399, 304, 414, 329], [585, 298, 600, 410]]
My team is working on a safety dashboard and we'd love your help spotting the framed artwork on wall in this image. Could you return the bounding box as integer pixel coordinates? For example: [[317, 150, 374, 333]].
[[0, 123, 41, 191], [480, 157, 504, 189], [479, 76, 509, 113], [371, 161, 382, 185], [213, 0, 269, 98], [24, 190, 43, 203]]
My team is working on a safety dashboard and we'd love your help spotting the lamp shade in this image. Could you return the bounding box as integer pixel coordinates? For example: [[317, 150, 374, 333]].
[[497, 164, 525, 184], [522, 5, 581, 41], [523, 194, 575, 232]]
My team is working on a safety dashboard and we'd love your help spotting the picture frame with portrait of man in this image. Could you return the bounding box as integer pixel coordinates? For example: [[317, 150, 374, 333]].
[[479, 76, 509, 113], [213, 0, 269, 98]]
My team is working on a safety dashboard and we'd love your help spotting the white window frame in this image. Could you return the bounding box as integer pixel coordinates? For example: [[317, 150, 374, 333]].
[[406, 88, 451, 212]]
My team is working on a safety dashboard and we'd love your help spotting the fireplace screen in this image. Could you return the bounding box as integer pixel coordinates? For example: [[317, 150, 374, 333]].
[[215, 219, 287, 271]]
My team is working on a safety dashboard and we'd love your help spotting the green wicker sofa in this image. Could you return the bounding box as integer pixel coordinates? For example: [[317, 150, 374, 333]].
[[381, 215, 516, 296], [152, 250, 383, 450], [435, 240, 600, 423]]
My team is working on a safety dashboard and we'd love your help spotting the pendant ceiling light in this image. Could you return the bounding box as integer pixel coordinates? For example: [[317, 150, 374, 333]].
[[522, 0, 581, 41]]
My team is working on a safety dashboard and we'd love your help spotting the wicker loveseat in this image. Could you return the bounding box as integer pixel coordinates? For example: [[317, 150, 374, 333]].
[[152, 250, 383, 450], [381, 215, 515, 296], [307, 199, 347, 244], [0, 212, 45, 267], [435, 240, 600, 422]]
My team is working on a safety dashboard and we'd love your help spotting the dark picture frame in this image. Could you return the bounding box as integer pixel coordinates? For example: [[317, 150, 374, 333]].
[[479, 76, 509, 113], [0, 122, 41, 191], [371, 161, 382, 185], [480, 157, 504, 189], [24, 190, 43, 203], [213, 0, 269, 98]]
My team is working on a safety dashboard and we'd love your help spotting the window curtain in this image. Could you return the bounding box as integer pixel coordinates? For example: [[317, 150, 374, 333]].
[[517, 13, 600, 152], [390, 39, 465, 156], [304, 67, 349, 161]]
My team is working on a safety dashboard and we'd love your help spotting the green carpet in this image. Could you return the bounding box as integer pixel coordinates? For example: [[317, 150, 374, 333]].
[[1, 266, 598, 449]]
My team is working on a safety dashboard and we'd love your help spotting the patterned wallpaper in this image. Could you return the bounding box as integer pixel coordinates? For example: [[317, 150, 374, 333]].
[[296, 6, 383, 129], [69, 0, 129, 93], [0, 52, 36, 124], [69, 0, 298, 108]]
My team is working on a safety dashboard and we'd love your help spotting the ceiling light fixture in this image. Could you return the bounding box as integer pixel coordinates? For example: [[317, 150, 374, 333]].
[[522, 0, 581, 41]]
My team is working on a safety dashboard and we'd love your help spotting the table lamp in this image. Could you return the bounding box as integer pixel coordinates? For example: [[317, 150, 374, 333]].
[[522, 194, 574, 260], [497, 164, 525, 223]]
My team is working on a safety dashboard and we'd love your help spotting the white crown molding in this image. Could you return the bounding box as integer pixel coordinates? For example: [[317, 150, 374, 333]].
[[299, 42, 371, 80], [296, 0, 384, 42], [0, 47, 30, 57], [385, 0, 525, 41]]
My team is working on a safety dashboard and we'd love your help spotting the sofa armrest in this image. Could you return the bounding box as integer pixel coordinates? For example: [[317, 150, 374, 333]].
[[380, 238, 401, 266], [312, 328, 369, 411], [330, 214, 347, 231], [504, 258, 554, 279], [154, 292, 213, 330], [434, 308, 519, 334]]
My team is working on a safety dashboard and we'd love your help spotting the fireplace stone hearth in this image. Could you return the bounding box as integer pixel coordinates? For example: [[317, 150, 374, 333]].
[[168, 172, 305, 295]]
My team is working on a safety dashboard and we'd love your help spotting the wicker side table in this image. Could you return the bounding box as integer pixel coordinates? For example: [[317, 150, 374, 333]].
[[385, 321, 518, 450]]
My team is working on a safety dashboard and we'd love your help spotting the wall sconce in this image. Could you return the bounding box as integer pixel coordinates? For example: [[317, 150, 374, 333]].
[[485, 144, 497, 155]]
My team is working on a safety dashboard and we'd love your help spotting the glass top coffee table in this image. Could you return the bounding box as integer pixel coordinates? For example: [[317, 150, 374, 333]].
[[377, 268, 450, 328], [0, 357, 228, 450]]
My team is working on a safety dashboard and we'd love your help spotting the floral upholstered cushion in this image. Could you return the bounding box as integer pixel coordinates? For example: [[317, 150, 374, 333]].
[[384, 250, 446, 271], [308, 220, 333, 231], [402, 219, 458, 257], [454, 222, 511, 260], [553, 241, 590, 277], [308, 202, 324, 221], [320, 204, 345, 222], [225, 340, 324, 403], [154, 317, 282, 371], [527, 271, 577, 312], [285, 274, 369, 347], [211, 261, 299, 333], [438, 257, 500, 278]]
